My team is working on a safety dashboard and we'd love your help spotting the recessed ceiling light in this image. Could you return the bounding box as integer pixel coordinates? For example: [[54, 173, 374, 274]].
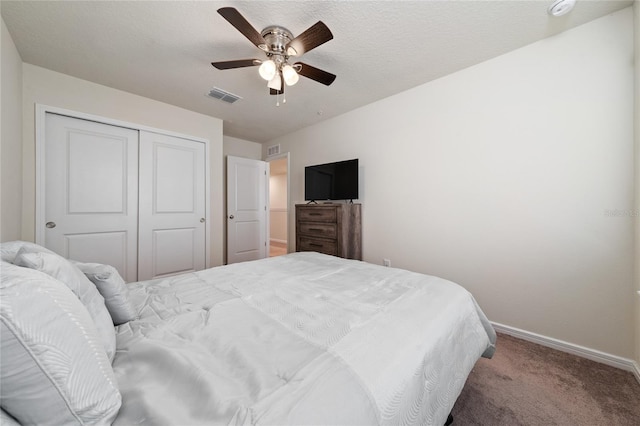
[[548, 0, 576, 17]]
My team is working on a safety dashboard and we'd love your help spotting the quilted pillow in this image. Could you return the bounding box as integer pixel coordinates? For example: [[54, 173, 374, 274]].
[[13, 248, 116, 361], [73, 261, 138, 325], [0, 262, 121, 425]]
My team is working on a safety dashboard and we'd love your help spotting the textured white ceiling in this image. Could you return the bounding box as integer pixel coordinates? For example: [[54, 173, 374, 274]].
[[1, 0, 632, 143]]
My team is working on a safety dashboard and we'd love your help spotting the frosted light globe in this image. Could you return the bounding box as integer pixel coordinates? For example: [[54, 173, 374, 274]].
[[258, 60, 276, 81]]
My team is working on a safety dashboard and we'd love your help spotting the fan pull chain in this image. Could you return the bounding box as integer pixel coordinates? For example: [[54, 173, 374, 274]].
[[275, 91, 286, 107], [273, 87, 286, 107]]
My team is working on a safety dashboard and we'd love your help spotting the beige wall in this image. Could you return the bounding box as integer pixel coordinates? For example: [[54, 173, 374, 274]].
[[21, 64, 225, 266], [634, 1, 640, 371], [1, 19, 23, 242], [270, 173, 287, 209], [269, 172, 288, 243], [267, 9, 635, 359], [223, 135, 262, 160]]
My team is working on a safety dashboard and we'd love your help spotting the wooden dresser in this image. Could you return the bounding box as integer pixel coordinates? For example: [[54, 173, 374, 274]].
[[295, 203, 362, 260]]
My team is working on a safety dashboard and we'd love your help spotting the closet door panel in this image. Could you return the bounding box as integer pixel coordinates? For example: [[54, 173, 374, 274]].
[[154, 145, 195, 212], [43, 113, 139, 282], [138, 131, 206, 280], [65, 232, 129, 276], [152, 228, 196, 276]]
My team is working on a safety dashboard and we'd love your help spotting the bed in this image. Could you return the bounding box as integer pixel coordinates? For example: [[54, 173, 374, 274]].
[[1, 241, 495, 426]]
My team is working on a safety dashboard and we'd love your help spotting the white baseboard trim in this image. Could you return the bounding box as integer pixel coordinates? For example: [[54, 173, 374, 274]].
[[270, 238, 287, 245], [633, 361, 640, 384], [491, 322, 639, 384]]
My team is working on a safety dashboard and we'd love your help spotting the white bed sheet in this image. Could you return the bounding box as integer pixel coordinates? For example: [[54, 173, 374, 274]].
[[113, 252, 495, 425]]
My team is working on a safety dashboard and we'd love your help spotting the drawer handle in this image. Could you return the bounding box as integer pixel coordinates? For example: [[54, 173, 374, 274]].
[[309, 243, 324, 248], [309, 228, 323, 232], [309, 213, 322, 216]]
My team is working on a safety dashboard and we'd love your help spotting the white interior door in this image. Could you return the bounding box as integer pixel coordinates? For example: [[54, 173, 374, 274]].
[[138, 131, 206, 280], [227, 156, 268, 264], [43, 113, 139, 281]]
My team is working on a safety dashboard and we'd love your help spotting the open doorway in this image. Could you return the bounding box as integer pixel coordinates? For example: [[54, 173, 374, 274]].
[[268, 154, 289, 257]]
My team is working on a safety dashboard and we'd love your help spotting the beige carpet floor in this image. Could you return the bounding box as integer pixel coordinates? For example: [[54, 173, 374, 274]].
[[451, 333, 640, 425]]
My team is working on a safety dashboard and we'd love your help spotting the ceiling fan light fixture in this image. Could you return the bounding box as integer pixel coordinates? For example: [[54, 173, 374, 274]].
[[258, 60, 276, 80], [267, 73, 282, 91], [282, 64, 299, 86], [214, 8, 335, 105]]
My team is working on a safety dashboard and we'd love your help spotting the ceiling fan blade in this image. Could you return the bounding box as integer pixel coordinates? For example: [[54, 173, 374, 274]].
[[217, 7, 267, 50], [211, 59, 261, 70], [294, 62, 336, 86], [286, 21, 333, 56]]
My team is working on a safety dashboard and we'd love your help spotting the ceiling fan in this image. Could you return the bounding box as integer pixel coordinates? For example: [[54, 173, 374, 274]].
[[211, 7, 336, 100]]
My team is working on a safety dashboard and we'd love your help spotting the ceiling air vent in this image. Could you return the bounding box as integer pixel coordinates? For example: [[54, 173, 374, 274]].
[[267, 144, 280, 157], [207, 87, 242, 104]]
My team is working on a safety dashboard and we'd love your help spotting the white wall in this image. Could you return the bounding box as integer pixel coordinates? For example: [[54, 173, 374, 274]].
[[634, 1, 640, 371], [267, 9, 635, 359], [1, 19, 23, 242], [21, 64, 225, 266]]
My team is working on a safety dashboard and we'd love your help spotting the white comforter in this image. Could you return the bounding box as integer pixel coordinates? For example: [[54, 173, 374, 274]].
[[113, 252, 495, 425]]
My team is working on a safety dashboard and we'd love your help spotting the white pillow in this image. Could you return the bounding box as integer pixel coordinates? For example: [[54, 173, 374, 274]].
[[13, 248, 116, 361], [0, 262, 121, 425], [0, 408, 21, 426], [0, 240, 53, 263], [72, 261, 138, 325]]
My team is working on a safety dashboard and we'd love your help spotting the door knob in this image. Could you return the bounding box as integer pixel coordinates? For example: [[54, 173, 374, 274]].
[[45, 222, 56, 229], [229, 215, 234, 219], [200, 218, 205, 223]]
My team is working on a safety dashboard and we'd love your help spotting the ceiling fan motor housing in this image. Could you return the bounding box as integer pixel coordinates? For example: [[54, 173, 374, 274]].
[[261, 26, 293, 55]]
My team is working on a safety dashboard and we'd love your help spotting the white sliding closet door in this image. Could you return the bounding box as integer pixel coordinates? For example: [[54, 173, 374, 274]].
[[138, 131, 206, 280], [43, 113, 139, 281]]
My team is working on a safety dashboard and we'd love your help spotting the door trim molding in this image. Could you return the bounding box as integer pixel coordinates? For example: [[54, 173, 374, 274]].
[[35, 104, 212, 269]]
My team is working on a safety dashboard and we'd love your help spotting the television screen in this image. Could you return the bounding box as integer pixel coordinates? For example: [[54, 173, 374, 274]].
[[305, 159, 359, 201]]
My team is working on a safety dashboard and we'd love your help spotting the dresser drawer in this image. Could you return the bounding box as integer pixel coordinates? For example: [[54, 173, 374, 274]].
[[297, 236, 338, 256], [299, 222, 337, 239], [295, 203, 361, 260], [296, 207, 337, 223]]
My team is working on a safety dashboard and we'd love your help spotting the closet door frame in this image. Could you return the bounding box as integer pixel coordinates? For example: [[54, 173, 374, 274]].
[[35, 104, 212, 271]]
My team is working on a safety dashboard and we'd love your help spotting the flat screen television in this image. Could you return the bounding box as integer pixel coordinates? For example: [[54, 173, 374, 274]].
[[305, 159, 359, 202]]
